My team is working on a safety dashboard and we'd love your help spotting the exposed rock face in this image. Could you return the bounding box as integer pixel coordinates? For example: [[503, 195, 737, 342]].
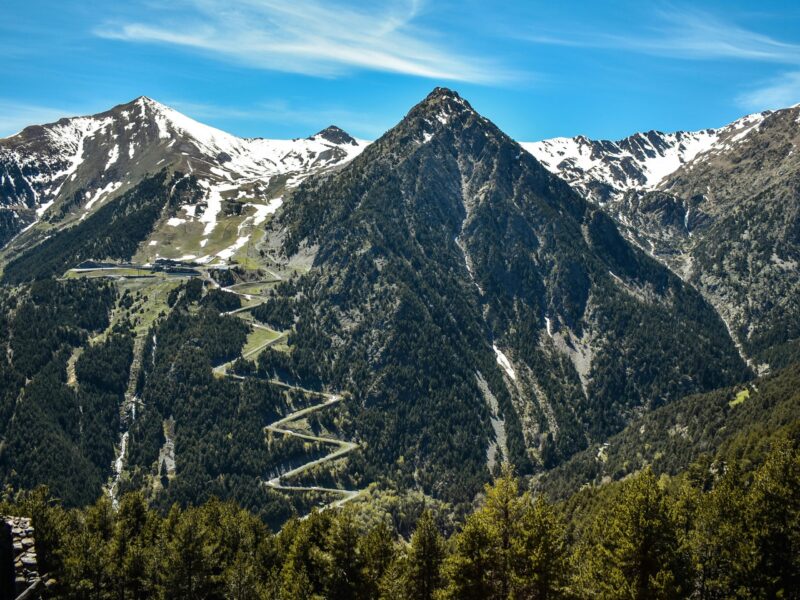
[[312, 125, 359, 147], [523, 111, 769, 204], [649, 107, 800, 368]]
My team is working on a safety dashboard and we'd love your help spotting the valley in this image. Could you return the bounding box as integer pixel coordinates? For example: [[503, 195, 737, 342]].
[[1, 88, 786, 513], [0, 86, 796, 600], [3, 0, 799, 593]]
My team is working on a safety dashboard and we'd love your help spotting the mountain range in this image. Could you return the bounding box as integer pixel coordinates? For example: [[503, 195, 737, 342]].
[[0, 88, 796, 519], [527, 105, 800, 371], [0, 96, 367, 254]]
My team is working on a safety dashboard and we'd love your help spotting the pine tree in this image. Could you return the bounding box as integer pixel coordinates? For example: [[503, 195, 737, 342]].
[[687, 464, 755, 599], [405, 510, 444, 600], [378, 552, 409, 600], [440, 469, 512, 599], [510, 496, 570, 599], [747, 439, 800, 597], [359, 519, 395, 598], [161, 505, 214, 599], [324, 509, 364, 600], [61, 496, 113, 599], [479, 467, 521, 598], [441, 467, 569, 599], [576, 468, 685, 599], [111, 492, 154, 600], [278, 513, 329, 600], [224, 550, 261, 600], [439, 512, 493, 599]]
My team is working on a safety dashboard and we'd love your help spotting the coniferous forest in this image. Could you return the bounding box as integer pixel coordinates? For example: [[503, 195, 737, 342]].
[[2, 431, 798, 599]]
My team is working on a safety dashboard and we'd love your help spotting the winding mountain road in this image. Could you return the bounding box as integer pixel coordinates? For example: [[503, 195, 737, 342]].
[[214, 280, 364, 513], [264, 392, 363, 510]]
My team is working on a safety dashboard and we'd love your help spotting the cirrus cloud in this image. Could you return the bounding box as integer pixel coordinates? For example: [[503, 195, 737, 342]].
[[525, 6, 800, 64], [737, 71, 800, 111], [95, 0, 515, 84]]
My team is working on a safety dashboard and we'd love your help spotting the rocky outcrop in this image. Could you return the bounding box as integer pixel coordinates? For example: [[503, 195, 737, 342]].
[[1, 516, 44, 599]]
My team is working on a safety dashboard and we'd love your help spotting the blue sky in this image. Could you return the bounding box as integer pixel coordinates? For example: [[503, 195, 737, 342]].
[[3, 1, 800, 141]]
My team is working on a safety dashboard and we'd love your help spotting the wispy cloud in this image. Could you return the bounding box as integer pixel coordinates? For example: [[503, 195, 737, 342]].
[[0, 100, 77, 138], [95, 0, 512, 84], [526, 7, 800, 64], [737, 71, 800, 111]]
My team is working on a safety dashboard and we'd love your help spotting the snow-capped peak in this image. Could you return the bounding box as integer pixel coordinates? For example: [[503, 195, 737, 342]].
[[0, 96, 370, 246], [137, 96, 243, 150], [521, 107, 775, 203], [130, 97, 370, 180]]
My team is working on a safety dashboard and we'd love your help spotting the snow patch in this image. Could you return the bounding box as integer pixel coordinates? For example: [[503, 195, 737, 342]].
[[198, 182, 236, 236], [729, 112, 766, 143], [216, 235, 250, 260], [246, 196, 283, 226], [45, 116, 114, 196], [35, 199, 55, 217], [493, 345, 516, 380], [105, 145, 119, 170], [83, 181, 122, 214]]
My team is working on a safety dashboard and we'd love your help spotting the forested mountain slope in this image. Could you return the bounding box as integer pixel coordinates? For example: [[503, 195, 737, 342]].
[[0, 88, 776, 524], [526, 107, 800, 371], [0, 279, 122, 505], [268, 87, 747, 503], [5, 423, 797, 599], [538, 362, 800, 499]]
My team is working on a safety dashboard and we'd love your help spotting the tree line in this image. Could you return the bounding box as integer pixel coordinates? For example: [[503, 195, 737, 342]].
[[3, 431, 797, 600]]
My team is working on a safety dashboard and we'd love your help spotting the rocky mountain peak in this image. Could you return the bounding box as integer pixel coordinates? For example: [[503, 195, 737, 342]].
[[311, 125, 357, 146], [425, 86, 469, 103], [277, 88, 747, 497], [363, 86, 509, 161], [408, 86, 476, 124]]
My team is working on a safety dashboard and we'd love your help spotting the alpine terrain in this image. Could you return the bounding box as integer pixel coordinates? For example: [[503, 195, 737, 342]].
[[525, 106, 800, 372], [0, 96, 367, 253], [0, 88, 797, 600]]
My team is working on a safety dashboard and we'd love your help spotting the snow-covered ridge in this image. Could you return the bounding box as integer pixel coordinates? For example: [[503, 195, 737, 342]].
[[1, 114, 116, 210], [0, 96, 370, 243], [521, 109, 772, 203], [138, 97, 368, 180]]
